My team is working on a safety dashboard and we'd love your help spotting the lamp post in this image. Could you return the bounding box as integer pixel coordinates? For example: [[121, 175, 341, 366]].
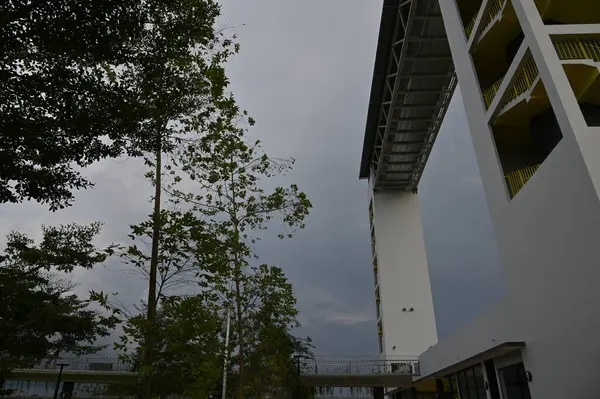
[[52, 362, 68, 399]]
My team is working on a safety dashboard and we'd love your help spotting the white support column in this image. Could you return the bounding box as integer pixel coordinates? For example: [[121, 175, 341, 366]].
[[438, 0, 510, 221], [372, 191, 437, 357], [512, 0, 600, 198]]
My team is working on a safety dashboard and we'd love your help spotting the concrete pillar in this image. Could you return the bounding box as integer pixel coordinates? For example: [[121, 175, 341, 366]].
[[371, 191, 438, 356]]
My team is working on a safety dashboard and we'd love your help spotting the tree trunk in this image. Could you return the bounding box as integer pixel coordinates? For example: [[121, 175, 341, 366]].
[[141, 139, 162, 399], [235, 268, 244, 399]]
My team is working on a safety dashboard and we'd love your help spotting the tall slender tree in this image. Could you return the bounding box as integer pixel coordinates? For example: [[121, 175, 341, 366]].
[[105, 3, 240, 396], [4, 2, 241, 397], [169, 108, 312, 398]]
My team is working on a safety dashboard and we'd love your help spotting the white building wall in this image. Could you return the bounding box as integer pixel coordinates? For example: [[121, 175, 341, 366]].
[[420, 1, 600, 398], [370, 189, 438, 357]]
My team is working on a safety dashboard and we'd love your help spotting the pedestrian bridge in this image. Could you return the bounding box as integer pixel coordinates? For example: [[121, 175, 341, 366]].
[[8, 355, 422, 388], [8, 357, 139, 384], [298, 356, 420, 388]]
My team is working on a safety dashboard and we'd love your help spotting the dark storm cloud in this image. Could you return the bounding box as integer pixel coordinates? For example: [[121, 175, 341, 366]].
[[219, 0, 384, 353], [0, 1, 504, 357]]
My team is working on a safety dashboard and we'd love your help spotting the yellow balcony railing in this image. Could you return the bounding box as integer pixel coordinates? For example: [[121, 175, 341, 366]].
[[506, 164, 540, 198], [482, 55, 538, 109], [506, 55, 539, 104], [465, 17, 476, 38], [483, 78, 504, 108], [554, 38, 600, 62], [491, 39, 600, 110], [465, 0, 507, 40], [481, 0, 507, 32]]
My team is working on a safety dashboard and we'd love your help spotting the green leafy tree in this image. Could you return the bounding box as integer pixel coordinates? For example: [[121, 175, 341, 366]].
[[89, 207, 228, 397], [0, 0, 235, 210], [238, 265, 314, 398], [4, 2, 240, 397], [115, 294, 224, 398], [118, 4, 240, 395], [0, 223, 118, 381], [112, 209, 225, 310], [169, 113, 312, 398]]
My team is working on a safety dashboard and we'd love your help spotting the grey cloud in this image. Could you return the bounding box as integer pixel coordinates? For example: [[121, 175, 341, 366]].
[[0, 1, 505, 358]]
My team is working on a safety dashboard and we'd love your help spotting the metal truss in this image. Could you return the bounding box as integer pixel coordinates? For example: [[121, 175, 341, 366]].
[[366, 0, 457, 191]]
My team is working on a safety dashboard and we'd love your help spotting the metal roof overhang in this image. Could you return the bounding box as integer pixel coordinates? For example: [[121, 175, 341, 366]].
[[360, 0, 458, 191]]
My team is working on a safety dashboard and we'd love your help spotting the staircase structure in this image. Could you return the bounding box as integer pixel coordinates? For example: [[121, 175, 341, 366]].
[[461, 0, 600, 197]]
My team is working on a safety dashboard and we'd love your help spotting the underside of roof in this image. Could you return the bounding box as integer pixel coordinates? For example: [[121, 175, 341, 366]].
[[360, 0, 458, 191]]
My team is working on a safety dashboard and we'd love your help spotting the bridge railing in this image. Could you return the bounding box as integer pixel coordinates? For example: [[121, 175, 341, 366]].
[[299, 356, 420, 376], [27, 356, 136, 372]]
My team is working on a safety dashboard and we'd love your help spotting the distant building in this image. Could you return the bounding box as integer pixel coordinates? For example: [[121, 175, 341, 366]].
[[362, 0, 600, 398]]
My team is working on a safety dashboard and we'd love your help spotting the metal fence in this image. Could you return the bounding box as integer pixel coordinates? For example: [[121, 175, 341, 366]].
[[299, 356, 420, 376], [30, 356, 136, 372]]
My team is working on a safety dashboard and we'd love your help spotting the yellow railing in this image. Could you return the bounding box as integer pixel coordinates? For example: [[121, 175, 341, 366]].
[[506, 55, 540, 104], [371, 231, 377, 258], [483, 78, 504, 108], [506, 164, 540, 198], [482, 55, 538, 109], [465, 17, 476, 38], [481, 0, 507, 32], [493, 39, 600, 110], [373, 256, 379, 286], [554, 39, 600, 62], [465, 0, 507, 39]]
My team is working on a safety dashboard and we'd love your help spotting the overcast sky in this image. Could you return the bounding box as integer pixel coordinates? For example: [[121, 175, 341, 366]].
[[0, 0, 506, 356]]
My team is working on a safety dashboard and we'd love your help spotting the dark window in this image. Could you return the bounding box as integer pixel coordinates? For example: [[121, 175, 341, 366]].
[[499, 362, 532, 399], [485, 359, 501, 399], [455, 365, 487, 399]]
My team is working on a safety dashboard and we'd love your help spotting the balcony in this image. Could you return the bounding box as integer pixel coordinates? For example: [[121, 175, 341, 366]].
[[488, 38, 600, 117], [465, 0, 507, 42], [483, 54, 539, 109], [554, 38, 600, 62], [506, 164, 540, 198]]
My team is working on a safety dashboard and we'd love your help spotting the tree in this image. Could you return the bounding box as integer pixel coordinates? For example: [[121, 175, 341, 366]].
[[235, 265, 314, 398], [89, 207, 229, 397], [169, 114, 312, 398], [111, 208, 225, 310], [0, 0, 235, 210], [0, 223, 118, 379], [4, 3, 241, 397], [115, 294, 224, 398], [118, 5, 239, 396]]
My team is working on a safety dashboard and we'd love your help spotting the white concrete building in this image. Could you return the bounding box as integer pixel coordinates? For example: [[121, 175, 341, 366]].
[[362, 0, 600, 398]]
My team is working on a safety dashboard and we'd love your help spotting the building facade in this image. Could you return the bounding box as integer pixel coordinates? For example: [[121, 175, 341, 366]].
[[362, 0, 456, 367], [362, 0, 600, 398]]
